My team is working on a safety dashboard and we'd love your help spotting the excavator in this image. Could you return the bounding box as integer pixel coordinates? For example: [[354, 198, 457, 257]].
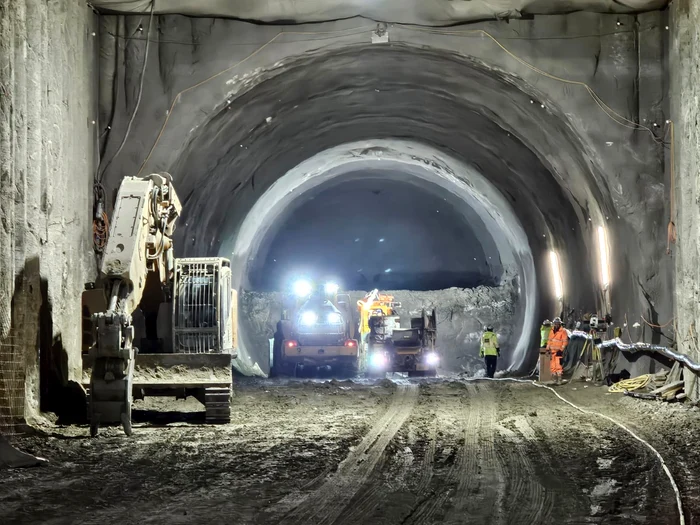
[[359, 290, 439, 377], [83, 173, 236, 436]]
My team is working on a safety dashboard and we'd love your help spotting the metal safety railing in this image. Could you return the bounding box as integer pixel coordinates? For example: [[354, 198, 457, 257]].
[[0, 337, 25, 439]]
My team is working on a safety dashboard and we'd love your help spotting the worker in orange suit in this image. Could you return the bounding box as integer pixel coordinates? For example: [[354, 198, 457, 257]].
[[546, 317, 568, 384]]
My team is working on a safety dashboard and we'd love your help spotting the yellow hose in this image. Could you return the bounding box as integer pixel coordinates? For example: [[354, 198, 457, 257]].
[[608, 374, 653, 393]]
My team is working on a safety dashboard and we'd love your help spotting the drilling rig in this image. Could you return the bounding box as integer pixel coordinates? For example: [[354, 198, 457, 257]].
[[82, 174, 237, 437]]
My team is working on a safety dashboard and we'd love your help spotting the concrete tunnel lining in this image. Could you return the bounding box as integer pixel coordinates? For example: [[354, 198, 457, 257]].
[[224, 140, 537, 374], [162, 43, 610, 376]]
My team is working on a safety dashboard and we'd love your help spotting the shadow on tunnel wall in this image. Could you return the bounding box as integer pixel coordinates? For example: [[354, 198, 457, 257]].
[[11, 257, 85, 424]]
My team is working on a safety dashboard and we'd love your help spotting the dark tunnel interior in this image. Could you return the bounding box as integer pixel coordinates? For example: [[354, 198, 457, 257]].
[[249, 174, 502, 292]]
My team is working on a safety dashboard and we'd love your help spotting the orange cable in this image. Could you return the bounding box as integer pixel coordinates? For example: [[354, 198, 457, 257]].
[[641, 314, 674, 330]]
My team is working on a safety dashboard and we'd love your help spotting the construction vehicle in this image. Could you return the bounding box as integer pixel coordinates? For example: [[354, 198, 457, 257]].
[[273, 281, 359, 377], [82, 173, 237, 437], [359, 290, 439, 377]]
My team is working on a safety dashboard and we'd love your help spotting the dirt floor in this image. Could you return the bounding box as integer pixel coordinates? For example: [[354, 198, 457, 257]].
[[1, 376, 699, 524]]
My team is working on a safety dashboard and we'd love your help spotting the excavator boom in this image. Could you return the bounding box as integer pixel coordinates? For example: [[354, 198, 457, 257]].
[[88, 174, 182, 437]]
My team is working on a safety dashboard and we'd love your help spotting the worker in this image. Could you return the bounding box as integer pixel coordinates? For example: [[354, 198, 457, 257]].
[[540, 319, 552, 349], [479, 325, 500, 378], [546, 317, 568, 384]]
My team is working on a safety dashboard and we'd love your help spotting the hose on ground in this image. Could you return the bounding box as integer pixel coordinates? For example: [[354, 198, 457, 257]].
[[608, 374, 653, 393], [463, 377, 685, 525]]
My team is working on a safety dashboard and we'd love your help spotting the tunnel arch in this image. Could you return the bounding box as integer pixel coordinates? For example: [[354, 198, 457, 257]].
[[170, 43, 612, 375], [228, 140, 536, 371]]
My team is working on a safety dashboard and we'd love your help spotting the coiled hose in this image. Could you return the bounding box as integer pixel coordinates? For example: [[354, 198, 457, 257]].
[[608, 374, 653, 393]]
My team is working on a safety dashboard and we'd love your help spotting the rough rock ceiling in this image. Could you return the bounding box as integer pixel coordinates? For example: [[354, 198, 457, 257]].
[[92, 0, 668, 25]]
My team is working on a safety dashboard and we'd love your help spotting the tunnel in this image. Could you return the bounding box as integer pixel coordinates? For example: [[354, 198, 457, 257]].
[[166, 45, 603, 375], [5, 1, 700, 523]]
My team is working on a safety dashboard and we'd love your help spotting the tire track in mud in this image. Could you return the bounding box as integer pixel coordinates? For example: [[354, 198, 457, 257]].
[[336, 394, 440, 524], [405, 382, 501, 525], [277, 384, 418, 525], [457, 382, 506, 525], [493, 409, 554, 523], [415, 418, 438, 494]]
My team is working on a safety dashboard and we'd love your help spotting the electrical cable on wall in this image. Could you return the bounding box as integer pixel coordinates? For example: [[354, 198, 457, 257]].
[[100, 1, 155, 181], [135, 24, 667, 180], [136, 24, 376, 176], [93, 0, 155, 253]]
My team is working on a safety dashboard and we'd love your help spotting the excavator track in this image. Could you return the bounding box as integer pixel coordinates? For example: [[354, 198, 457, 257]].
[[204, 387, 232, 424]]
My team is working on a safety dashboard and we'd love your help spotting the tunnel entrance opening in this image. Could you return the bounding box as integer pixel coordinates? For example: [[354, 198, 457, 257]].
[[220, 140, 539, 377]]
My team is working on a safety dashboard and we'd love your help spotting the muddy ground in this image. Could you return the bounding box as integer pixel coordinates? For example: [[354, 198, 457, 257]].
[[1, 377, 699, 524]]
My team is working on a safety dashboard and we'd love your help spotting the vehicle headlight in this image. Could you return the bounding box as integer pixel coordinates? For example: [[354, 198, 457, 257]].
[[425, 352, 439, 365], [293, 280, 313, 298], [324, 282, 339, 294], [300, 311, 317, 326], [370, 353, 387, 368], [327, 312, 343, 324]]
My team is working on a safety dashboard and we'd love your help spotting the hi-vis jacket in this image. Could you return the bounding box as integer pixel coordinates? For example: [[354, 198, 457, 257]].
[[547, 327, 569, 354], [480, 331, 500, 357], [540, 325, 550, 347]]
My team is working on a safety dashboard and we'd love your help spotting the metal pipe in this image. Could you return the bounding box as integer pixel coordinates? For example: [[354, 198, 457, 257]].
[[596, 338, 700, 374], [108, 280, 121, 311]]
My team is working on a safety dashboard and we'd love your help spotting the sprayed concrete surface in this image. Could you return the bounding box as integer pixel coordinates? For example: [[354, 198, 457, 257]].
[[2, 378, 698, 524], [98, 12, 672, 365]]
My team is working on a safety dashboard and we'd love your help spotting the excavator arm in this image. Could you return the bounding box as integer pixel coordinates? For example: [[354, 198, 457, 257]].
[[89, 173, 182, 437]]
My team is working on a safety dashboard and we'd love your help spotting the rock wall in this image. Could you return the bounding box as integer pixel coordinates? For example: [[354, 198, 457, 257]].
[[0, 1, 97, 424], [239, 282, 520, 377], [671, 0, 700, 399], [91, 0, 669, 25]]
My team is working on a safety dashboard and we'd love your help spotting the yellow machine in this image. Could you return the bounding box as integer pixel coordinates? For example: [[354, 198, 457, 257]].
[[357, 289, 402, 339], [359, 290, 439, 377], [83, 174, 236, 436], [274, 281, 359, 377]]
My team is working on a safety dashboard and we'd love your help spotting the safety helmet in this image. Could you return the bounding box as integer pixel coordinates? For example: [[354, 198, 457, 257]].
[[553, 317, 562, 324], [542, 319, 551, 326]]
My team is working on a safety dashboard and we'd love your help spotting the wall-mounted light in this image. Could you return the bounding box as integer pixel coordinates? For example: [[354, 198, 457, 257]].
[[598, 226, 610, 289], [549, 251, 563, 300]]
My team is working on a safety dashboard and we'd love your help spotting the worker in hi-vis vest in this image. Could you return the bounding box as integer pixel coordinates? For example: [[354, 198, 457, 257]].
[[479, 326, 500, 378], [546, 317, 568, 384], [540, 319, 552, 348]]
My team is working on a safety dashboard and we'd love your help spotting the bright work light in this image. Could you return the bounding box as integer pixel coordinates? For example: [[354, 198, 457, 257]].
[[299, 311, 317, 326], [293, 279, 313, 298], [549, 251, 563, 300]]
